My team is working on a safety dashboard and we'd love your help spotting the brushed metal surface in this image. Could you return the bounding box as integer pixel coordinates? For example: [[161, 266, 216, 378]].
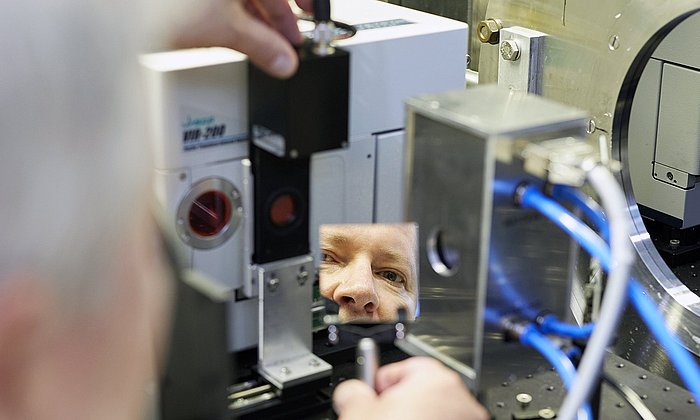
[[402, 85, 588, 391]]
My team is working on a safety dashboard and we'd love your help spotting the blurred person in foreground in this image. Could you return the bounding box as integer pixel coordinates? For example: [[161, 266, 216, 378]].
[[0, 1, 486, 419]]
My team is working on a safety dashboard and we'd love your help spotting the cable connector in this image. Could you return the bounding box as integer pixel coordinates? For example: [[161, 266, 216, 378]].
[[519, 137, 599, 187], [498, 317, 530, 342]]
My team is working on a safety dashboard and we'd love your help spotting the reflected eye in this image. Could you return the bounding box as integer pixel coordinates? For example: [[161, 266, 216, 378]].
[[378, 270, 404, 284], [321, 251, 339, 264]]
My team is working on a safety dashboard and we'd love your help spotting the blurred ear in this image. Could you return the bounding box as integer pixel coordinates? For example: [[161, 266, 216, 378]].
[[0, 276, 50, 409]]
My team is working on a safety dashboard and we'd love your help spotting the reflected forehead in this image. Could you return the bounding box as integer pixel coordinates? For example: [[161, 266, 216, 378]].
[[321, 224, 414, 248], [320, 225, 416, 264]]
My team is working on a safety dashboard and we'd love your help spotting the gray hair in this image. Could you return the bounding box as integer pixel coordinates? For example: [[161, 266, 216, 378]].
[[0, 0, 174, 309]]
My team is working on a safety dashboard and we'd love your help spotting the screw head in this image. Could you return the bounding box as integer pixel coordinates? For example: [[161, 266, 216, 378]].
[[609, 35, 620, 50], [267, 277, 280, 291], [587, 119, 597, 134], [538, 408, 556, 419], [297, 268, 309, 285], [516, 393, 532, 406], [500, 40, 521, 61]]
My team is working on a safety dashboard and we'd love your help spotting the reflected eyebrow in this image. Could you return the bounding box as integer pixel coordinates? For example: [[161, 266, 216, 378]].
[[320, 233, 352, 248], [375, 248, 411, 268]]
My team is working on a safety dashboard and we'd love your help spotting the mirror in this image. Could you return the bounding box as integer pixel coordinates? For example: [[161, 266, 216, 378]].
[[318, 223, 418, 323]]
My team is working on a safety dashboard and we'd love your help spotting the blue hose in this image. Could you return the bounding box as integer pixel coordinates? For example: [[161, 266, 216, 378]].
[[551, 185, 609, 242], [539, 314, 595, 340], [519, 184, 612, 271], [520, 325, 593, 419], [628, 280, 700, 407], [521, 183, 700, 410]]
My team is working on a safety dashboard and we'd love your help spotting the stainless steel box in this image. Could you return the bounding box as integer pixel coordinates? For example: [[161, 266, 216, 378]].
[[399, 85, 588, 391]]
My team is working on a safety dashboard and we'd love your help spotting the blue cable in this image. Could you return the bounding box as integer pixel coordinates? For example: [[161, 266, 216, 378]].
[[519, 184, 613, 271], [538, 314, 595, 340], [551, 185, 609, 242], [628, 280, 700, 407], [520, 182, 700, 412], [520, 325, 593, 419]]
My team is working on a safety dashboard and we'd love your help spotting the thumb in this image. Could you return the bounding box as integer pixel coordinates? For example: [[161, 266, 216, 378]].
[[333, 379, 378, 418]]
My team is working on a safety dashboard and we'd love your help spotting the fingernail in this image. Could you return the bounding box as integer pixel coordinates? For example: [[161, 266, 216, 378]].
[[270, 54, 294, 78]]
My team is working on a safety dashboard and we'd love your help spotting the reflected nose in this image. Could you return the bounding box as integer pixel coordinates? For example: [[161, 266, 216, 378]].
[[333, 259, 378, 314]]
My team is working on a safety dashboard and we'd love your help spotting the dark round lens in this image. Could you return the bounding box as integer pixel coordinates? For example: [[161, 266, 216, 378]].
[[269, 193, 297, 227], [189, 191, 232, 237]]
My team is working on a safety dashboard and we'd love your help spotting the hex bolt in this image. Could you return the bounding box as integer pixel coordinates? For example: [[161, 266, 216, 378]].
[[500, 39, 521, 61], [670, 239, 680, 250], [267, 277, 280, 291], [477, 18, 503, 44], [280, 367, 291, 375], [309, 358, 320, 367], [516, 393, 532, 407]]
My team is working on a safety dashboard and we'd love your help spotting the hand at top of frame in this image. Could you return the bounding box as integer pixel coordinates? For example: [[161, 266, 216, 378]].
[[172, 0, 313, 78], [333, 357, 489, 420]]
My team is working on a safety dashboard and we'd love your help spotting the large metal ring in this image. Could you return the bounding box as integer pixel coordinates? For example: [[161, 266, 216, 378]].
[[176, 177, 243, 250]]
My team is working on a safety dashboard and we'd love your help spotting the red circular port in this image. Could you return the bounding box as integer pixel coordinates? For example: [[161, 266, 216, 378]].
[[189, 191, 231, 237], [270, 193, 297, 227]]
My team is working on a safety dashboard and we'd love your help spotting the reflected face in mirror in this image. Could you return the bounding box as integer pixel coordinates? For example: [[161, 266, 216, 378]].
[[319, 224, 417, 323]]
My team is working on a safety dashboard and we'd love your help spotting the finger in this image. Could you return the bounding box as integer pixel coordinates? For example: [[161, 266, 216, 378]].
[[375, 357, 443, 392], [332, 379, 377, 416], [257, 0, 303, 45], [295, 0, 314, 12], [227, 3, 299, 78], [170, 1, 298, 79]]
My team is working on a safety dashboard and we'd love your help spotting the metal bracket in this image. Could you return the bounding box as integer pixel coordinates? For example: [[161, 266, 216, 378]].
[[497, 27, 548, 94], [256, 255, 332, 389], [653, 162, 696, 190]]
